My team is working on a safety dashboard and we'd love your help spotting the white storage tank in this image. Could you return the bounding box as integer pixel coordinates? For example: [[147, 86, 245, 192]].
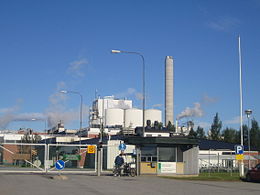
[[105, 108, 124, 126], [145, 109, 162, 125], [124, 108, 143, 128]]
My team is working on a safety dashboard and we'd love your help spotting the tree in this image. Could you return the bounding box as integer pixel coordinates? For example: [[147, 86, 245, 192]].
[[196, 126, 206, 139], [250, 119, 260, 150], [166, 121, 175, 132], [188, 127, 197, 138], [242, 124, 249, 146], [21, 130, 42, 143], [209, 113, 222, 140], [222, 127, 239, 143], [158, 122, 164, 130]]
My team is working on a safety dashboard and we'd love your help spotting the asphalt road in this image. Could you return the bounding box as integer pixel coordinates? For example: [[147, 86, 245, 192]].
[[0, 174, 259, 195]]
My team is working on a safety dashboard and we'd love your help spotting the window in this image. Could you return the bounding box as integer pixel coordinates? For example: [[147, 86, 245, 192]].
[[141, 145, 157, 162], [177, 147, 183, 162], [159, 147, 176, 162]]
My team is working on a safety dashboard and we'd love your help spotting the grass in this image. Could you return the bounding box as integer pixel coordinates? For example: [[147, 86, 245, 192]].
[[161, 172, 241, 181]]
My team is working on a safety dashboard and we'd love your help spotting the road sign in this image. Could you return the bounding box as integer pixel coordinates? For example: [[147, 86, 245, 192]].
[[63, 154, 81, 161], [31, 149, 37, 156], [33, 160, 41, 167], [87, 145, 96, 153], [236, 154, 244, 160], [55, 160, 65, 170], [235, 145, 244, 154], [118, 143, 126, 151]]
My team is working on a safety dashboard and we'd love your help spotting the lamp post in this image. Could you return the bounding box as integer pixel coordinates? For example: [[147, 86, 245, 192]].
[[31, 118, 47, 143], [60, 90, 83, 144], [238, 35, 245, 177], [245, 109, 252, 169], [111, 49, 146, 136]]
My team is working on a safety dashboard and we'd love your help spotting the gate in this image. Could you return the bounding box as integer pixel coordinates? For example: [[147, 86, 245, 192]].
[[0, 143, 46, 173], [0, 143, 97, 173]]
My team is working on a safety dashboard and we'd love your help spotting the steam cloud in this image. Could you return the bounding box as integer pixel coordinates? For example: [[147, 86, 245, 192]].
[[1, 56, 89, 130], [177, 95, 217, 120], [0, 81, 88, 130], [177, 102, 203, 120]]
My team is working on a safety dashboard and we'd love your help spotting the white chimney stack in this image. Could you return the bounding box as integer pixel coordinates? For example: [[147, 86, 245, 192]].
[[165, 56, 174, 126]]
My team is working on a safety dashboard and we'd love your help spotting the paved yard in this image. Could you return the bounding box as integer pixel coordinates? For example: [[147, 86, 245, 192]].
[[0, 173, 259, 195]]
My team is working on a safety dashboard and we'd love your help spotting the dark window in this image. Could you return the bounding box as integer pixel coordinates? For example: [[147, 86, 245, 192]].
[[177, 147, 183, 162], [141, 145, 157, 162], [159, 147, 176, 162]]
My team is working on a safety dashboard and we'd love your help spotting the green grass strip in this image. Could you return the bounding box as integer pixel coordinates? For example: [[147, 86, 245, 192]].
[[160, 172, 241, 181]]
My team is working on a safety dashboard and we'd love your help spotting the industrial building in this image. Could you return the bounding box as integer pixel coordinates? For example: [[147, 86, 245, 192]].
[[88, 96, 162, 137]]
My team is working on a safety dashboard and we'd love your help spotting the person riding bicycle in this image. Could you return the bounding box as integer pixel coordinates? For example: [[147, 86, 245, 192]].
[[114, 153, 124, 176]]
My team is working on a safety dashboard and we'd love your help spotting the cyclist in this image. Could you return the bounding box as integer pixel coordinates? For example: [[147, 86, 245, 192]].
[[114, 153, 124, 176]]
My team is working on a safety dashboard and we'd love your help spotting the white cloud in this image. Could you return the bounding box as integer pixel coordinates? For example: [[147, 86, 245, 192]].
[[196, 121, 211, 129], [115, 88, 136, 98], [224, 116, 246, 125], [201, 95, 218, 104], [67, 58, 87, 77], [207, 16, 240, 32], [115, 88, 144, 101], [152, 104, 163, 109]]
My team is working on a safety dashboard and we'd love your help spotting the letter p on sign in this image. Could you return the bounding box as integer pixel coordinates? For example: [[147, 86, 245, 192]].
[[235, 145, 244, 155]]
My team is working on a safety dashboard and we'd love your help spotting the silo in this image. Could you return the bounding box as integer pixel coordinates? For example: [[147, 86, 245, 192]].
[[105, 108, 124, 126], [145, 109, 162, 125], [124, 108, 143, 128], [165, 56, 174, 126]]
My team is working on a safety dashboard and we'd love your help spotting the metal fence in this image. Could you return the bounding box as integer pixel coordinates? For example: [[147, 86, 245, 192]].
[[0, 143, 97, 173], [198, 150, 260, 173]]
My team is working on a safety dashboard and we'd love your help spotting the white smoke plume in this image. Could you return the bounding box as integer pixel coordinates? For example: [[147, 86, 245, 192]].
[[45, 81, 78, 128], [177, 95, 217, 120], [0, 101, 22, 129], [177, 102, 203, 120]]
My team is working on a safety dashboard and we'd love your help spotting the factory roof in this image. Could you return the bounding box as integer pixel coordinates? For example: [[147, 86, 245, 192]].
[[198, 139, 252, 151]]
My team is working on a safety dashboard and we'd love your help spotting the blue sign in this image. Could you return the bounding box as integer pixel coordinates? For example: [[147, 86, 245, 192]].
[[55, 160, 65, 170], [235, 145, 244, 155], [118, 143, 126, 151]]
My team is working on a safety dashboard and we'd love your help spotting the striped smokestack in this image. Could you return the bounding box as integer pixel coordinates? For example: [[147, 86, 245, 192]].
[[165, 56, 174, 126]]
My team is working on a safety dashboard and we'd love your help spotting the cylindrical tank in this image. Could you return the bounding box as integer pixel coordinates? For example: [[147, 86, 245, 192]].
[[145, 109, 162, 125], [105, 108, 124, 126], [124, 108, 142, 128], [165, 56, 174, 126]]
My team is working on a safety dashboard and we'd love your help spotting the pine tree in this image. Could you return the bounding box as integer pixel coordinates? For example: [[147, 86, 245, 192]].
[[188, 127, 197, 138], [196, 126, 206, 139], [222, 127, 238, 143], [250, 119, 260, 150], [209, 113, 222, 140]]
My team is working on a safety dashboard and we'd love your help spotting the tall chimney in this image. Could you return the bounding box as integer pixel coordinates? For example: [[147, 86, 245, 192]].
[[165, 56, 174, 126]]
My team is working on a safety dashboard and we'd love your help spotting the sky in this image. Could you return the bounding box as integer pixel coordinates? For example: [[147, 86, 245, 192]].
[[0, 0, 260, 132]]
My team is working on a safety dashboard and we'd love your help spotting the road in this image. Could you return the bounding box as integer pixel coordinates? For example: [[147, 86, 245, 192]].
[[0, 174, 259, 195]]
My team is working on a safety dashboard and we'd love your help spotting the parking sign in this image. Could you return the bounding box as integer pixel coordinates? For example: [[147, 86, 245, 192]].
[[235, 145, 244, 155]]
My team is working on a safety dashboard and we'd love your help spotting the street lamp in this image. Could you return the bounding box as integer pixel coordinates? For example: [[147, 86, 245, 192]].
[[111, 49, 146, 136], [31, 118, 48, 142], [60, 90, 83, 144], [245, 109, 252, 169]]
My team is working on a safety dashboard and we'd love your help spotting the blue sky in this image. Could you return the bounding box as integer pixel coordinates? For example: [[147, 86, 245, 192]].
[[0, 0, 259, 132]]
